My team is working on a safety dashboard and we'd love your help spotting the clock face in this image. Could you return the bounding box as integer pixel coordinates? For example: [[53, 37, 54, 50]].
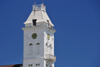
[[32, 33, 37, 39], [47, 34, 50, 40]]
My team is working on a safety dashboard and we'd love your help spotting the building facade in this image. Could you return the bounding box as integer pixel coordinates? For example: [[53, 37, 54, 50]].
[[22, 3, 56, 67]]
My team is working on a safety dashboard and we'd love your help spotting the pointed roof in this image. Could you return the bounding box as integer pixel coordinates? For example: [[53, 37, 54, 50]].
[[24, 4, 54, 27]]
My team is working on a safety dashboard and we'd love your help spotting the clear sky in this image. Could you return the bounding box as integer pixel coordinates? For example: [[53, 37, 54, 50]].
[[0, 0, 100, 67]]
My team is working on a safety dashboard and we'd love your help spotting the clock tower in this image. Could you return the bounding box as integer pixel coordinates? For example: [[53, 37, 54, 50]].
[[22, 4, 56, 67]]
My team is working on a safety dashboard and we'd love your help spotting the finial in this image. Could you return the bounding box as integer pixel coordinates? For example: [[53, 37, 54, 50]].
[[34, 0, 36, 5], [42, 0, 43, 4]]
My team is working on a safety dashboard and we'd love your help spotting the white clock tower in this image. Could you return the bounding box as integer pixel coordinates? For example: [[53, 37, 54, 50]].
[[22, 3, 56, 67]]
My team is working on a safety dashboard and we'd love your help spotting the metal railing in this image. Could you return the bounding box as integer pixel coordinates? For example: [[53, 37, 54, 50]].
[[33, 4, 44, 10]]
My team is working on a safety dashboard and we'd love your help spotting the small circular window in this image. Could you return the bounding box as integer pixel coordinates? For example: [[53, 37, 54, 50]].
[[32, 33, 37, 39], [47, 34, 50, 40]]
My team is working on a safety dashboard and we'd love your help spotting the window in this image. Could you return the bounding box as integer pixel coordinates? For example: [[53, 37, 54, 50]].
[[29, 43, 33, 46], [36, 64, 40, 66], [50, 65, 52, 67], [49, 43, 52, 48], [47, 34, 50, 40], [42, 10, 45, 12], [46, 43, 48, 46], [47, 20, 50, 27], [46, 64, 48, 67], [36, 43, 40, 54], [36, 64, 38, 66], [29, 64, 33, 67], [29, 43, 33, 55], [32, 19, 37, 26], [47, 20, 49, 22], [51, 26, 53, 28], [49, 45, 51, 47], [32, 33, 37, 39], [31, 64, 32, 66], [36, 43, 40, 45]]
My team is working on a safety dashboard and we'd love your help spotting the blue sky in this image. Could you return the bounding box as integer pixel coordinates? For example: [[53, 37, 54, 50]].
[[0, 0, 100, 67]]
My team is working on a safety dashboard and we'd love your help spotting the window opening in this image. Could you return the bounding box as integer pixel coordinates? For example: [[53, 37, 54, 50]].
[[47, 34, 50, 40], [47, 20, 50, 27], [36, 64, 37, 66], [51, 26, 53, 28], [46, 43, 48, 46], [38, 64, 40, 66], [46, 64, 48, 67], [42, 10, 45, 12], [29, 43, 33, 46], [32, 19, 37, 26], [36, 43, 40, 45], [49, 45, 52, 48], [47, 20, 49, 22], [31, 64, 32, 66], [49, 45, 51, 47], [29, 43, 33, 55], [50, 65, 52, 67], [36, 64, 40, 66], [29, 64, 33, 67], [49, 43, 52, 48], [36, 43, 40, 54]]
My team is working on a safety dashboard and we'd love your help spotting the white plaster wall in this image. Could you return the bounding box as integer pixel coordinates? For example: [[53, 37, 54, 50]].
[[44, 27, 55, 56], [25, 23, 32, 27], [23, 59, 46, 67], [22, 25, 56, 67], [23, 26, 45, 60]]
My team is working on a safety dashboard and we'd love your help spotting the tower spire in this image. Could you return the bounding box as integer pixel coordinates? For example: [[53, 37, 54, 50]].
[[42, 0, 43, 4], [34, 0, 36, 5]]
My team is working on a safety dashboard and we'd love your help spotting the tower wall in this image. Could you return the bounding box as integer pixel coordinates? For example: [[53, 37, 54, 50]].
[[22, 4, 56, 67]]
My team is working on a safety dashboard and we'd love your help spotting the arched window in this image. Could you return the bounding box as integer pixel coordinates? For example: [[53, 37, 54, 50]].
[[29, 43, 33, 46], [49, 43, 52, 48], [36, 43, 40, 45], [36, 42, 40, 54], [29, 43, 33, 55]]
